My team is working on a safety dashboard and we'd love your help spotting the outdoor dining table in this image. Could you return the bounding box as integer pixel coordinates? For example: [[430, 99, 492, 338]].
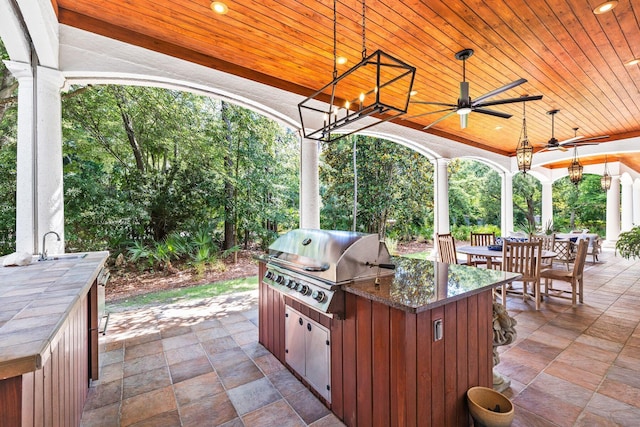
[[457, 245, 557, 269]]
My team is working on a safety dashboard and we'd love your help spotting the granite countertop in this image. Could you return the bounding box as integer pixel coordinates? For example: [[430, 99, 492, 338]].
[[0, 251, 109, 379], [344, 256, 521, 313]]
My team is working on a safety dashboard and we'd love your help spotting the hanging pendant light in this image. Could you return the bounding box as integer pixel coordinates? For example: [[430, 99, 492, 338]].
[[298, 0, 416, 142], [515, 99, 533, 173], [601, 155, 612, 191], [568, 146, 583, 185]]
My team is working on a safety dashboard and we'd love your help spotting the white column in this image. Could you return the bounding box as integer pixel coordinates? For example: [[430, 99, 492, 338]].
[[433, 158, 450, 235], [633, 179, 640, 226], [606, 176, 621, 243], [621, 174, 633, 232], [501, 172, 514, 237], [299, 136, 320, 229], [5, 61, 65, 255], [541, 180, 553, 232]]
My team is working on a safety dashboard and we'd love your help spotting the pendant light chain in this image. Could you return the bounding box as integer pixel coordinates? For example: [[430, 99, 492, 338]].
[[361, 0, 367, 59]]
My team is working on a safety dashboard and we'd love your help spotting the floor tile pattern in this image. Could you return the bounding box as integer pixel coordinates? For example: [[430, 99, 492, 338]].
[[81, 248, 640, 426]]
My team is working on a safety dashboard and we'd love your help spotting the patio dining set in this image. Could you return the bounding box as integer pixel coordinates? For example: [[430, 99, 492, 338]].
[[436, 231, 602, 310]]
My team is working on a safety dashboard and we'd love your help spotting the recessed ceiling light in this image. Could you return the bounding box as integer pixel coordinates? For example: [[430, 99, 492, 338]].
[[495, 126, 503, 130], [625, 58, 640, 66], [336, 56, 348, 65], [593, 1, 618, 14], [410, 90, 418, 96], [211, 2, 228, 14]]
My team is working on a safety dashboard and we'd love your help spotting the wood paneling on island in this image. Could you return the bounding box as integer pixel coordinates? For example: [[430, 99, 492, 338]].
[[259, 266, 495, 426]]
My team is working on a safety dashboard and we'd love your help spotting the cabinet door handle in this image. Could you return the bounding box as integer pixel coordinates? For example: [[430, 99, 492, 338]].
[[299, 318, 303, 326], [307, 323, 312, 332]]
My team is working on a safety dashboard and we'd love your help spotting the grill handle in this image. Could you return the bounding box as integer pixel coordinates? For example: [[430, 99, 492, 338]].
[[366, 262, 396, 270], [269, 256, 329, 272]]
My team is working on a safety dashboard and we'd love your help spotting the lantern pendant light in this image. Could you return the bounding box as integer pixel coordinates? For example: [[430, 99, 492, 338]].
[[568, 146, 583, 185], [601, 155, 612, 191], [515, 100, 533, 173]]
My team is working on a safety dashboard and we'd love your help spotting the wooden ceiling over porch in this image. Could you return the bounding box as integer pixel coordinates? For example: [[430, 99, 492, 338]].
[[54, 0, 640, 171]]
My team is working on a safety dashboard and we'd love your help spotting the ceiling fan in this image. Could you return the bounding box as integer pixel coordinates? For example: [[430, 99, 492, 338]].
[[407, 48, 543, 129], [538, 109, 609, 152]]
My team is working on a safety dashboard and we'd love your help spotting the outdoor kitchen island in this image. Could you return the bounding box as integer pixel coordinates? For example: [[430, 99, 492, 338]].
[[0, 251, 109, 427], [258, 230, 520, 427]]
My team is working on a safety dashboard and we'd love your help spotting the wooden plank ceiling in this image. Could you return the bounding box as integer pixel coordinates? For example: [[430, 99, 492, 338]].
[[55, 0, 640, 171]]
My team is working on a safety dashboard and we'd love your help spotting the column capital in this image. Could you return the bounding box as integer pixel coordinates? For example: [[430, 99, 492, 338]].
[[4, 60, 33, 80], [37, 66, 65, 89]]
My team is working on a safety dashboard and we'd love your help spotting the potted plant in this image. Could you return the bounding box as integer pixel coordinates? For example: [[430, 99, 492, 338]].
[[616, 225, 640, 259]]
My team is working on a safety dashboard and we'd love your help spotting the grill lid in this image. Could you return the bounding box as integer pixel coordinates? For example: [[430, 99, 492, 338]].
[[267, 229, 393, 284]]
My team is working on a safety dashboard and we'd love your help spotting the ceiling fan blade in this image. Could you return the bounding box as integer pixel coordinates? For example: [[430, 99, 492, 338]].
[[410, 101, 457, 107], [403, 107, 456, 120], [460, 113, 468, 129], [472, 78, 527, 104], [473, 108, 512, 119], [474, 94, 543, 108], [559, 135, 610, 146], [423, 110, 457, 130], [557, 135, 583, 145]]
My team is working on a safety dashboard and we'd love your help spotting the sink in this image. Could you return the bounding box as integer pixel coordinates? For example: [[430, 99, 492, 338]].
[[38, 253, 88, 262]]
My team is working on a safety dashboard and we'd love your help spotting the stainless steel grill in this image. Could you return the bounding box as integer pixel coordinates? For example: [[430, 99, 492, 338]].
[[264, 229, 394, 317]]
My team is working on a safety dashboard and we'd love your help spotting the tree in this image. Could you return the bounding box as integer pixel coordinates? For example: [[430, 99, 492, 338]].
[[319, 135, 433, 239], [512, 172, 541, 230]]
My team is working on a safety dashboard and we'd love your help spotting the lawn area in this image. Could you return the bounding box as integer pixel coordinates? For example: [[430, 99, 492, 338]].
[[109, 276, 258, 310]]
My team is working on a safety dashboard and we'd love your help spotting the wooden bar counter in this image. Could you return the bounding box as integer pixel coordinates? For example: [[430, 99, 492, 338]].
[[259, 257, 519, 427], [0, 251, 109, 427]]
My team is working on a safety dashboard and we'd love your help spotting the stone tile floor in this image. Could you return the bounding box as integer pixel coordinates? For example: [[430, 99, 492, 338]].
[[81, 248, 640, 426]]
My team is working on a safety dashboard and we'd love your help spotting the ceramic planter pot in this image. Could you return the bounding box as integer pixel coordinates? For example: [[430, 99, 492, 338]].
[[467, 386, 514, 427]]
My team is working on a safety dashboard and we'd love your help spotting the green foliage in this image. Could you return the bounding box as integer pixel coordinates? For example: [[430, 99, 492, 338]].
[[450, 224, 501, 242], [319, 135, 434, 240], [552, 174, 606, 236], [449, 159, 501, 228], [512, 172, 541, 230], [615, 226, 640, 259]]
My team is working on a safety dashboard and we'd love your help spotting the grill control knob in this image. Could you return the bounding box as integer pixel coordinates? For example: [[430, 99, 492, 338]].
[[287, 279, 296, 289], [276, 275, 285, 285], [265, 271, 274, 280], [311, 290, 326, 302], [298, 284, 310, 296]]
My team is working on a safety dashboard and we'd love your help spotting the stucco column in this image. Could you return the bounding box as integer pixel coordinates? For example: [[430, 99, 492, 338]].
[[433, 158, 450, 235], [5, 61, 65, 255], [299, 136, 320, 229], [605, 175, 621, 243], [621, 174, 633, 232], [501, 172, 514, 236], [633, 179, 640, 226], [541, 180, 553, 232]]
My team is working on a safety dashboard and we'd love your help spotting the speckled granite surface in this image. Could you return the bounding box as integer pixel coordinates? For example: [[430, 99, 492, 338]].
[[0, 251, 108, 378], [344, 257, 520, 313]]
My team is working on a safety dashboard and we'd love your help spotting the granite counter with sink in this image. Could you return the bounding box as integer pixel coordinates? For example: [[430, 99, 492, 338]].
[[0, 251, 109, 426]]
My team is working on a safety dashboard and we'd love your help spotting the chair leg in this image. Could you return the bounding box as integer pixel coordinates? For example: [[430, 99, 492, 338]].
[[535, 280, 541, 310], [579, 277, 584, 303], [501, 283, 507, 307], [571, 278, 577, 307]]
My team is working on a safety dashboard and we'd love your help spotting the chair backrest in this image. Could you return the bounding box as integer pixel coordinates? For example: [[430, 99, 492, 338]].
[[436, 233, 458, 264], [502, 240, 542, 282], [470, 232, 495, 246], [531, 233, 555, 252], [572, 239, 589, 278]]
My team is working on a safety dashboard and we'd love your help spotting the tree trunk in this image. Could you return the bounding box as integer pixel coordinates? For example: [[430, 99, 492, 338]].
[[111, 87, 145, 173], [222, 101, 236, 250]]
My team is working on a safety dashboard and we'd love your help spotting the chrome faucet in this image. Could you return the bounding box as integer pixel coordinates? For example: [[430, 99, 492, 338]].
[[40, 231, 61, 261]]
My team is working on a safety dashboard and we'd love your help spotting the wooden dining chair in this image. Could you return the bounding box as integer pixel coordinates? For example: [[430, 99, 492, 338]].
[[540, 239, 588, 307], [501, 240, 543, 309], [436, 233, 464, 264], [530, 234, 555, 271], [469, 232, 497, 267]]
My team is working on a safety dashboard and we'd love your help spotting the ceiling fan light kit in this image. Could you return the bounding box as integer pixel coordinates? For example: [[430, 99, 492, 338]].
[[298, 0, 416, 142], [409, 48, 542, 130]]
